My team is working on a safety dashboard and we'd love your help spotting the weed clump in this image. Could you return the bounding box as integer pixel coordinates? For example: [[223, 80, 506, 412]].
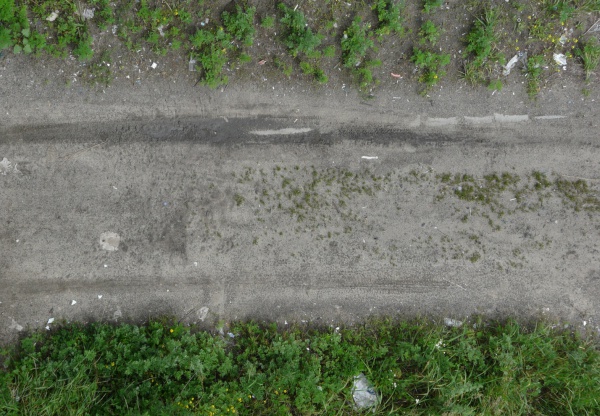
[[575, 37, 600, 81], [463, 8, 504, 89], [372, 0, 404, 39], [190, 4, 255, 88], [278, 3, 322, 58]]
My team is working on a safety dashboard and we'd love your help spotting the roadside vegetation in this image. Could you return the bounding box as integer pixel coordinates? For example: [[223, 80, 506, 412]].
[[0, 0, 599, 97], [1, 318, 599, 414]]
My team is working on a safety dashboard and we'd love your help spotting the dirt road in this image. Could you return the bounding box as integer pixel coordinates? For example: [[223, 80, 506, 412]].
[[1, 104, 599, 346]]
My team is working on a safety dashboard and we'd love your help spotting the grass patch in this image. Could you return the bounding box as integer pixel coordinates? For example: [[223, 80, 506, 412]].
[[189, 4, 255, 88], [411, 48, 450, 94], [372, 0, 405, 39], [463, 8, 504, 89], [1, 318, 598, 414], [278, 3, 323, 58], [576, 37, 600, 81], [526, 54, 545, 99], [423, 0, 443, 14]]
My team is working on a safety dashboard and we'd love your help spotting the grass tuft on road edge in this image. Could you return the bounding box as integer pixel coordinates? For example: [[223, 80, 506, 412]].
[[1, 317, 599, 414]]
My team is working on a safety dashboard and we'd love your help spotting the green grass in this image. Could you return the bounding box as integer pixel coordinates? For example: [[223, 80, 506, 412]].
[[463, 8, 504, 88], [576, 37, 600, 81], [423, 0, 443, 14], [411, 48, 451, 93], [189, 4, 255, 88], [372, 0, 404, 39], [418, 20, 440, 46], [341, 16, 374, 68], [526, 54, 545, 99], [1, 318, 599, 414], [278, 3, 323, 58]]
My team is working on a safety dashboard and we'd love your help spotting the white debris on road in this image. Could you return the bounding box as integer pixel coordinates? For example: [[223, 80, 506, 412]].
[[100, 232, 121, 251], [0, 157, 20, 175]]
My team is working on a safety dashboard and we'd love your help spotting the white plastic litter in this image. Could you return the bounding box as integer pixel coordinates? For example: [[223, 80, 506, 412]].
[[197, 306, 209, 321], [71, 300, 77, 306], [0, 157, 19, 175], [553, 53, 567, 67], [503, 54, 519, 76], [81, 8, 95, 19], [151, 62, 158, 69], [46, 11, 59, 21], [352, 373, 378, 411], [189, 57, 197, 72], [47, 318, 55, 325], [444, 318, 463, 327]]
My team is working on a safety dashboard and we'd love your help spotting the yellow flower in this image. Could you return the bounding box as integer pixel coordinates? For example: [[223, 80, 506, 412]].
[[248, 395, 252, 399], [516, 47, 520, 51], [238, 398, 242, 402], [111, 362, 115, 366], [283, 390, 287, 394], [170, 329, 174, 333], [574, 39, 578, 43], [232, 410, 236, 414]]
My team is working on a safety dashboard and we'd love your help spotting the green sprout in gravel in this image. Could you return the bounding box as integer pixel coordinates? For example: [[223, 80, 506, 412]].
[[526, 54, 545, 99], [222, 4, 256, 47], [341, 16, 373, 68], [419, 20, 440, 46], [342, 16, 380, 92], [575, 37, 600, 81], [1, 2, 45, 55], [463, 8, 504, 89], [260, 14, 275, 29], [278, 3, 322, 58], [411, 48, 450, 94], [372, 0, 404, 39], [423, 0, 443, 14], [190, 4, 255, 88], [84, 50, 113, 87]]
